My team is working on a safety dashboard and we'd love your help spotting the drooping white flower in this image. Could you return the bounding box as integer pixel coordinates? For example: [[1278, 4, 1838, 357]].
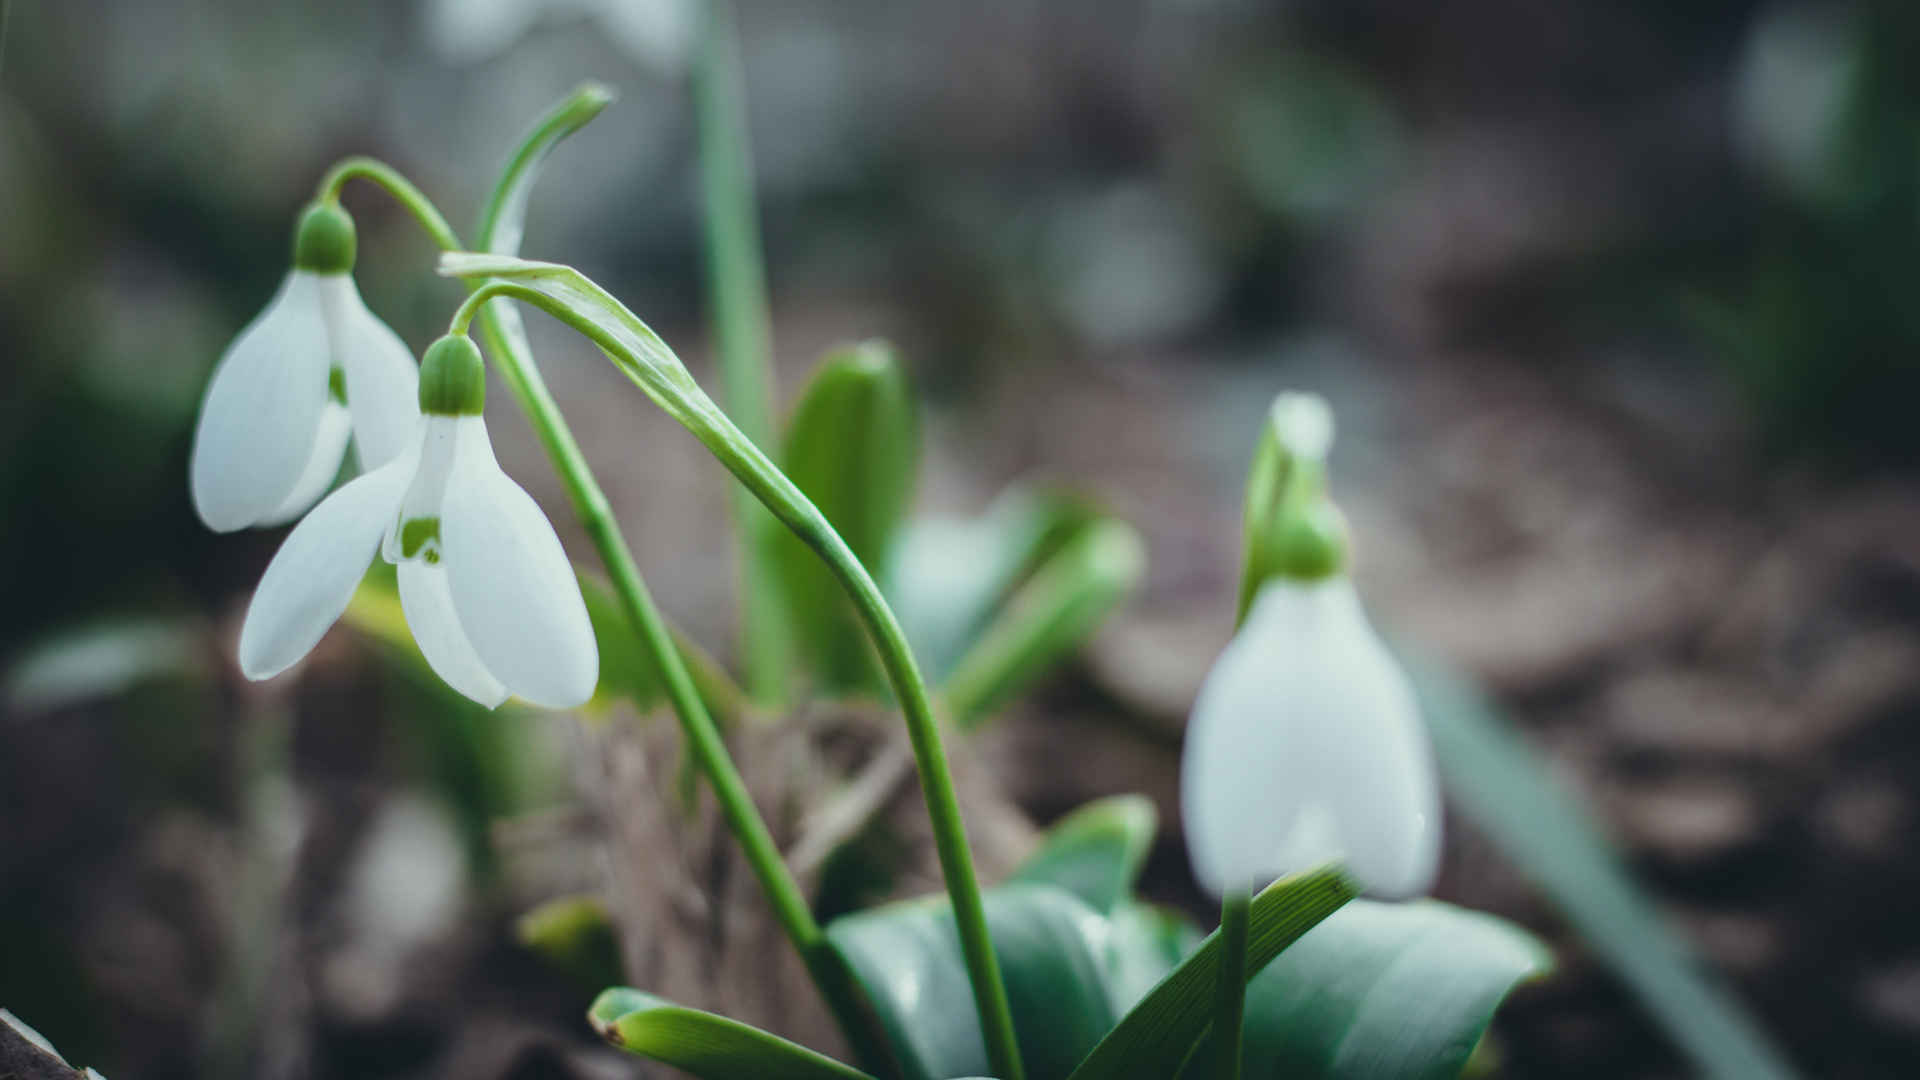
[[190, 203, 420, 532], [236, 335, 598, 709], [1181, 576, 1440, 899]]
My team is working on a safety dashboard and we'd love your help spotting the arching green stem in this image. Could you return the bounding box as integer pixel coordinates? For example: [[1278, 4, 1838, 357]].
[[316, 157, 461, 252], [450, 275, 1027, 1080], [328, 153, 884, 1065]]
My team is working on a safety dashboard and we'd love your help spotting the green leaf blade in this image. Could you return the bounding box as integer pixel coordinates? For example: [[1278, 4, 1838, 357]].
[[588, 987, 875, 1080], [1064, 866, 1355, 1080], [777, 342, 919, 693], [826, 884, 1120, 1080], [1183, 899, 1549, 1080], [1007, 794, 1157, 915]]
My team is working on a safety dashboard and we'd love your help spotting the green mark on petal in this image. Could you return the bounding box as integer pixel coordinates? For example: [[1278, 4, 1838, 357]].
[[401, 517, 442, 563], [328, 367, 347, 405]]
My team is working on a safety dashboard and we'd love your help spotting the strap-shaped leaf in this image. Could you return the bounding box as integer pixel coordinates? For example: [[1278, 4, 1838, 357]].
[[1063, 866, 1354, 1080], [1405, 652, 1798, 1080], [777, 342, 918, 694], [941, 517, 1144, 729], [888, 489, 1104, 681], [588, 988, 874, 1080], [1178, 900, 1549, 1079], [1007, 794, 1157, 914], [826, 883, 1118, 1080]]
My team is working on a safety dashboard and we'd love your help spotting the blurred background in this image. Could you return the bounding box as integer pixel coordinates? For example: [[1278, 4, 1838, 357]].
[[5, 0, 1920, 1076]]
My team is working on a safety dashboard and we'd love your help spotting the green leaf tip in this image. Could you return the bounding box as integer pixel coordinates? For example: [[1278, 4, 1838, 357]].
[[588, 987, 875, 1079], [1008, 794, 1158, 914], [777, 339, 919, 692]]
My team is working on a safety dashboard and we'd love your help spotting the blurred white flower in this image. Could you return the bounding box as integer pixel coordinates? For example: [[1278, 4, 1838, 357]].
[[423, 0, 695, 72], [1182, 576, 1440, 899], [190, 207, 419, 532], [238, 337, 597, 709]]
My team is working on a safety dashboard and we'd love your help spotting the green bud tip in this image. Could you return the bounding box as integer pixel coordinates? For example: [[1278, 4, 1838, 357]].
[[418, 335, 486, 416], [292, 202, 356, 274], [1265, 499, 1349, 581]]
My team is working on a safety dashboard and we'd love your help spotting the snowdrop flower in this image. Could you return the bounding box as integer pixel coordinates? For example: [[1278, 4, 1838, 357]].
[[190, 202, 421, 532], [237, 335, 598, 709], [1182, 393, 1440, 899]]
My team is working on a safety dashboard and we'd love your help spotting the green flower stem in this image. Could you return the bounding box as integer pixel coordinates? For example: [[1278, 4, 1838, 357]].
[[328, 154, 881, 1059], [315, 157, 462, 251], [1213, 887, 1252, 1080], [451, 277, 1028, 1080], [697, 0, 793, 706]]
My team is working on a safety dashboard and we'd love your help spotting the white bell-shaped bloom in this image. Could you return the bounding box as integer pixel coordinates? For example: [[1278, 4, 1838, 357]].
[[190, 205, 420, 532], [236, 336, 597, 708], [1181, 576, 1440, 899]]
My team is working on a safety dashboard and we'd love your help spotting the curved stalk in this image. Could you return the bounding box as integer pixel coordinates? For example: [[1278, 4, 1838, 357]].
[[450, 278, 1026, 1080], [327, 154, 887, 1064], [316, 157, 461, 251]]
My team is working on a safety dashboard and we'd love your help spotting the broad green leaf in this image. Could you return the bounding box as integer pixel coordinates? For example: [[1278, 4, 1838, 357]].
[[1064, 866, 1354, 1080], [1404, 652, 1798, 1080], [1008, 794, 1157, 914], [826, 883, 1117, 1080], [888, 488, 1102, 680], [588, 987, 873, 1079], [515, 894, 624, 990], [776, 342, 918, 694], [1178, 900, 1549, 1079], [941, 518, 1143, 728]]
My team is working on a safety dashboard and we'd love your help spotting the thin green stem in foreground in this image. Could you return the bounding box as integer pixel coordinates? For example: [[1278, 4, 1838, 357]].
[[449, 273, 1027, 1080], [1212, 888, 1252, 1080], [696, 0, 792, 705], [327, 145, 879, 1058]]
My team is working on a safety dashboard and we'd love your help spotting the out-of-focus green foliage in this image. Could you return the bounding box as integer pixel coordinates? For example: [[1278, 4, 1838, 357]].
[[776, 342, 918, 695]]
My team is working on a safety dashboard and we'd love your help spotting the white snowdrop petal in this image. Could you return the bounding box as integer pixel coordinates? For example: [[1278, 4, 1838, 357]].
[[190, 271, 332, 532], [1181, 578, 1440, 899], [397, 562, 509, 708], [237, 457, 413, 681], [260, 402, 352, 526], [319, 276, 421, 469], [439, 423, 598, 708]]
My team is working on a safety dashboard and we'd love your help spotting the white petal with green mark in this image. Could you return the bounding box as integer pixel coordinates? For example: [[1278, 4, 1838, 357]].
[[318, 275, 420, 469], [439, 419, 598, 708]]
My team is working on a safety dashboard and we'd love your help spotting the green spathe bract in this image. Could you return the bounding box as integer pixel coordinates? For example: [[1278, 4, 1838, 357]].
[[417, 335, 486, 416], [292, 201, 356, 274]]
